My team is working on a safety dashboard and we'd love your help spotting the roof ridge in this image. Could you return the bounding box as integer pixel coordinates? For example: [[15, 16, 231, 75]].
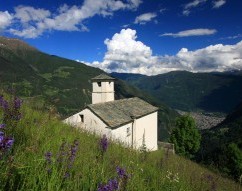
[[88, 97, 137, 107], [91, 73, 115, 81]]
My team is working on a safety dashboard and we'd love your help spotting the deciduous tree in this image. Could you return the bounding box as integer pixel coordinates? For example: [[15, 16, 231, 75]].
[[170, 115, 201, 158]]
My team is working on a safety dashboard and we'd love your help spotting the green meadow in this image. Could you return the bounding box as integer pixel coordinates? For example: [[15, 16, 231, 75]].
[[0, 94, 240, 191]]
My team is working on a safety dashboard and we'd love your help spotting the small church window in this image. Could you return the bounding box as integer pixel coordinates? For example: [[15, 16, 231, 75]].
[[97, 82, 101, 87], [127, 127, 131, 136], [79, 114, 84, 122]]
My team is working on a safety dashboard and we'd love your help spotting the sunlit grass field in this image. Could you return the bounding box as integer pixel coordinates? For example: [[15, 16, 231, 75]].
[[0, 94, 240, 191]]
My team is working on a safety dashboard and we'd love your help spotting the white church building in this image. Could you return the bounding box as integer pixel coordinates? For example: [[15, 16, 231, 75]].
[[64, 74, 158, 151]]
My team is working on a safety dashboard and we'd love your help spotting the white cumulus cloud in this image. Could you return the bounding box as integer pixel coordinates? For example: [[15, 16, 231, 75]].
[[9, 26, 43, 39], [160, 28, 217, 37], [90, 28, 159, 75], [14, 6, 51, 23], [89, 29, 242, 75], [213, 0, 226, 9], [171, 41, 242, 72], [2, 0, 142, 38], [134, 12, 157, 24], [0, 11, 13, 30]]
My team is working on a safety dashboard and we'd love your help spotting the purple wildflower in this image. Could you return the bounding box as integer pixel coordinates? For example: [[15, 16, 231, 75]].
[[116, 166, 129, 190], [44, 152, 52, 174], [57, 140, 67, 164], [116, 166, 127, 178], [107, 179, 119, 190], [97, 183, 106, 191], [4, 138, 14, 149], [45, 152, 52, 164], [64, 140, 79, 178], [68, 139, 79, 168], [98, 178, 119, 191], [0, 95, 3, 106], [44, 140, 79, 179], [0, 132, 14, 151], [100, 134, 108, 153], [64, 172, 70, 179], [97, 167, 129, 191], [2, 100, 9, 110], [0, 131, 4, 142], [14, 97, 23, 109], [0, 124, 6, 129]]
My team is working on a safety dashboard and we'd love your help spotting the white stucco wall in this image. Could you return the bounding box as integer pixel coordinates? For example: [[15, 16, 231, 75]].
[[92, 81, 114, 104], [133, 112, 158, 151], [92, 92, 114, 104], [64, 108, 111, 137], [111, 123, 133, 147], [92, 81, 114, 93], [64, 109, 158, 151]]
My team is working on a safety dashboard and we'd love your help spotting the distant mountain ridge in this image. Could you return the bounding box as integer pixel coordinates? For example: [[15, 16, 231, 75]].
[[111, 71, 242, 113], [0, 36, 178, 141], [0, 36, 37, 56]]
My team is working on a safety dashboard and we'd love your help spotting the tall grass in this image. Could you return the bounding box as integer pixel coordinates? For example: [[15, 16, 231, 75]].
[[0, 94, 241, 190]]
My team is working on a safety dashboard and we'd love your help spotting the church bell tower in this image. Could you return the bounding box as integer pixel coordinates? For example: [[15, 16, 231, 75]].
[[91, 74, 115, 104]]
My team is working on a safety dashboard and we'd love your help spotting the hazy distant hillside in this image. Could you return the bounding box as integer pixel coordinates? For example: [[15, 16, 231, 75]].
[[198, 102, 242, 179], [0, 36, 178, 141], [112, 71, 242, 113], [111, 72, 145, 82], [203, 101, 242, 149], [219, 102, 242, 128]]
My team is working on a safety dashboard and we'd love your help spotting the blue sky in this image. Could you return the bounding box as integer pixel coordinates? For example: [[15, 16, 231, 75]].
[[0, 0, 242, 75]]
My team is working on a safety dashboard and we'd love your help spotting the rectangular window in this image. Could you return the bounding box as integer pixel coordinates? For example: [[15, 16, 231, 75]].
[[79, 114, 84, 122], [127, 127, 131, 136], [97, 82, 101, 87]]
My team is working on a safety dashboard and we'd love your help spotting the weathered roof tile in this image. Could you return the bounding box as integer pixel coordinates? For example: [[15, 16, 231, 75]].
[[87, 97, 158, 129], [91, 74, 115, 81]]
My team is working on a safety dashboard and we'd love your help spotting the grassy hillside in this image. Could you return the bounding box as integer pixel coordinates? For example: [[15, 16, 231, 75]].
[[0, 94, 240, 191], [111, 71, 242, 113], [0, 36, 179, 141]]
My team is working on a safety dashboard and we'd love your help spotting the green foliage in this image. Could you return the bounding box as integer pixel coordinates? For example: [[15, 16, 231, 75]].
[[170, 115, 201, 158], [226, 143, 242, 179]]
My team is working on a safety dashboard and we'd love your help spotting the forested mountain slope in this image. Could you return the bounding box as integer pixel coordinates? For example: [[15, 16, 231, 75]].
[[111, 71, 242, 113]]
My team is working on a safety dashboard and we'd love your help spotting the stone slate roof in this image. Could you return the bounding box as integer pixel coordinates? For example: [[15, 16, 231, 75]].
[[86, 97, 158, 129], [91, 74, 115, 81]]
